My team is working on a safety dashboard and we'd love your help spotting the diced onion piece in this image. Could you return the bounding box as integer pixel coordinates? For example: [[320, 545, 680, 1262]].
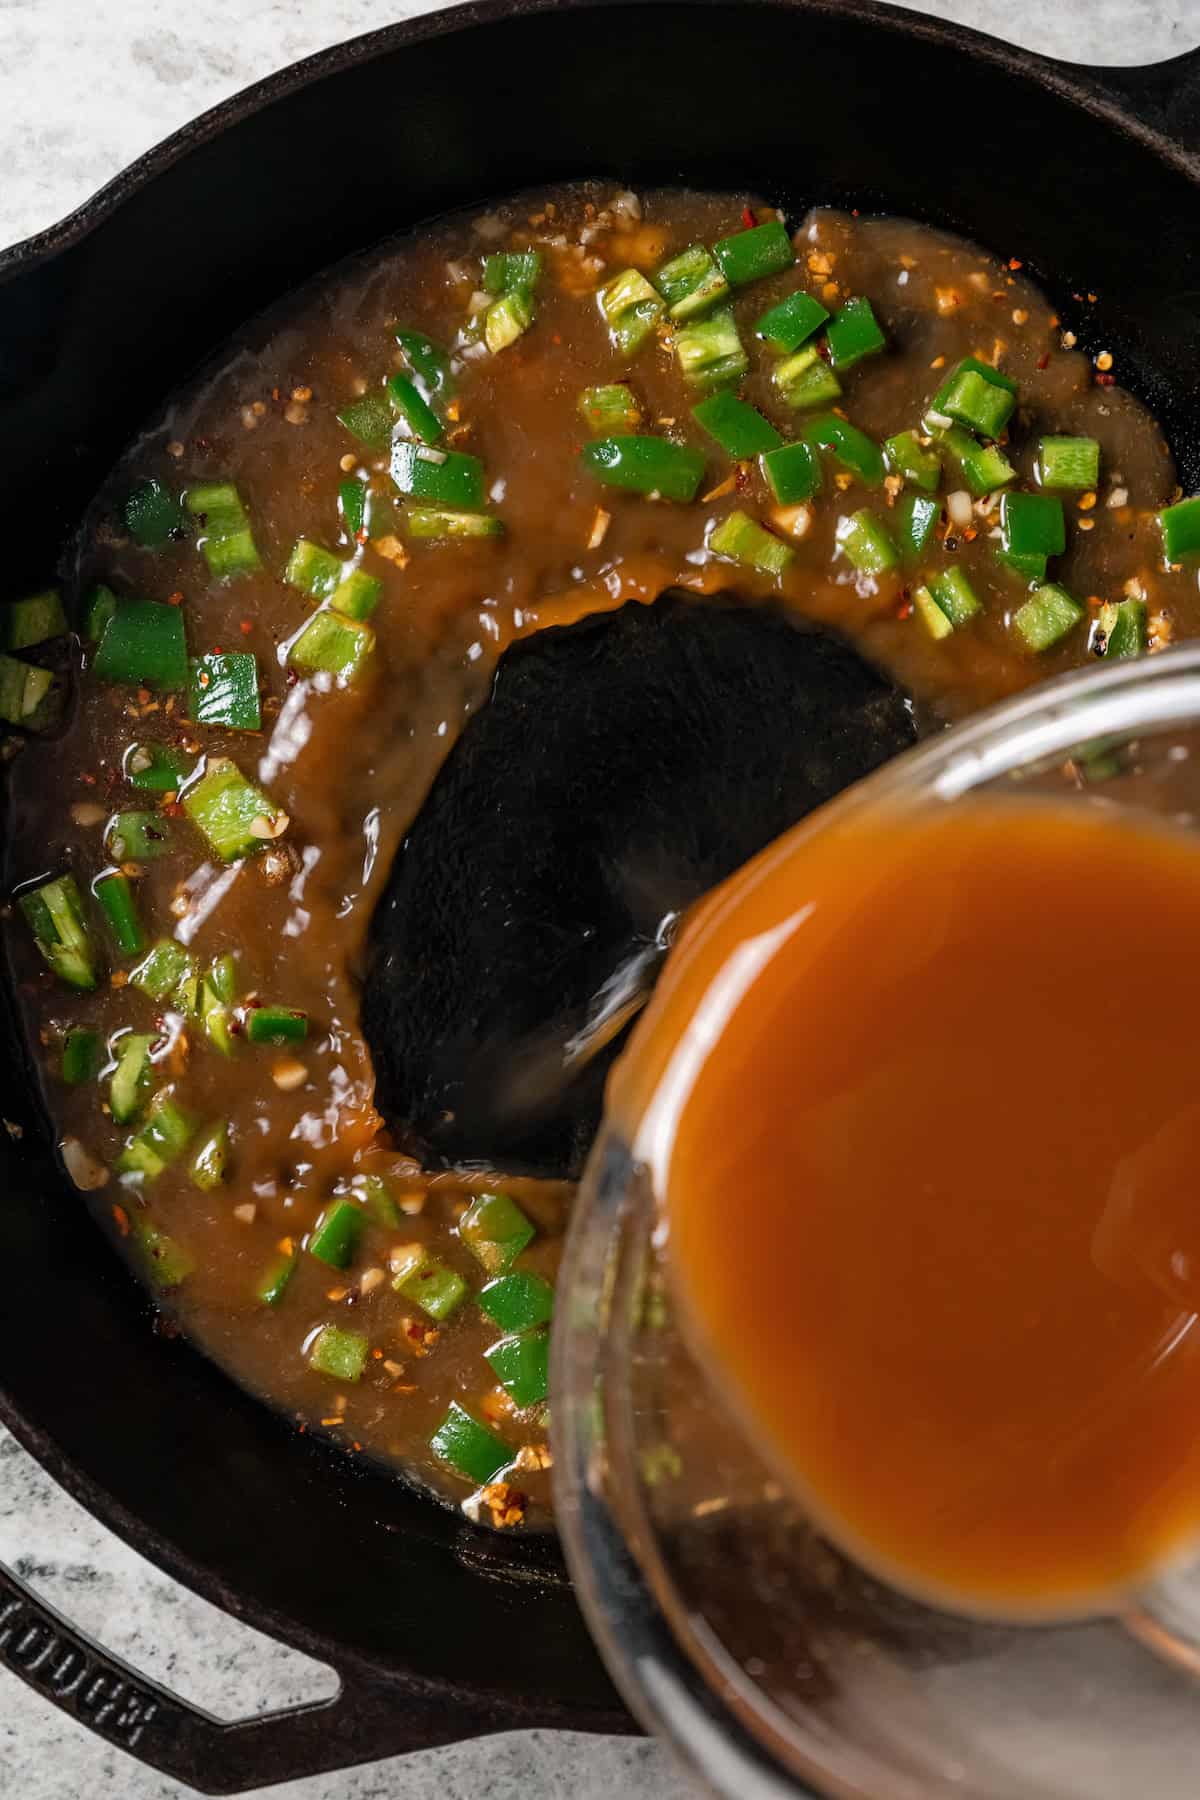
[[947, 489, 974, 529], [62, 1136, 109, 1191]]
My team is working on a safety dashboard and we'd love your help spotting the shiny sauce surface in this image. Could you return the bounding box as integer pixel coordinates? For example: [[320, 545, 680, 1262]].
[[2, 183, 1195, 1526], [640, 799, 1200, 1614]]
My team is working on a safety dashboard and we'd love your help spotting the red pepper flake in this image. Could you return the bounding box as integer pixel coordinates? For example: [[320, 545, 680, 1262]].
[[1095, 372, 1116, 387], [741, 206, 756, 229], [1008, 257, 1023, 271], [1036, 352, 1050, 370], [167, 591, 184, 607], [851, 207, 860, 218], [896, 598, 914, 620], [112, 1204, 130, 1237], [239, 619, 253, 635], [356, 528, 368, 544]]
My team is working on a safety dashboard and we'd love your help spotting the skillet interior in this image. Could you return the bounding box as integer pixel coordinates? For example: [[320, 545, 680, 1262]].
[[0, 0, 1198, 1779]]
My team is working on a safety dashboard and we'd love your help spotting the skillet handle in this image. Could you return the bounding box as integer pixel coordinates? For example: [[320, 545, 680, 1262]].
[[1081, 46, 1200, 153], [0, 1560, 485, 1795]]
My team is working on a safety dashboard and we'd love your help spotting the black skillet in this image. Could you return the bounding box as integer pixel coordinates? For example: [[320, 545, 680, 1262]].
[[0, 2, 1198, 1790]]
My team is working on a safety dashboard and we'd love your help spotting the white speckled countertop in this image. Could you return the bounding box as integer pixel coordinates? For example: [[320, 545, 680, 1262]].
[[0, 1, 1195, 1795]]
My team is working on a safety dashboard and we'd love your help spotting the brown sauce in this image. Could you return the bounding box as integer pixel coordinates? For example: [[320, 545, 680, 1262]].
[[2, 182, 1194, 1527], [640, 798, 1200, 1617]]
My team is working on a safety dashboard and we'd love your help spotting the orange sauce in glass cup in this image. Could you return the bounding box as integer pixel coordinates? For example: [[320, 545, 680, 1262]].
[[614, 797, 1200, 1619]]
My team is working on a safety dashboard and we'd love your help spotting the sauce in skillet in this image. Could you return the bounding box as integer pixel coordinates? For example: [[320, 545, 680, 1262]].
[[2, 182, 1196, 1526]]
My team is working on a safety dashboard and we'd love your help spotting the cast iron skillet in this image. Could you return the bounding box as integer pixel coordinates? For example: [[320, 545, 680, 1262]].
[[0, 1, 1198, 1790]]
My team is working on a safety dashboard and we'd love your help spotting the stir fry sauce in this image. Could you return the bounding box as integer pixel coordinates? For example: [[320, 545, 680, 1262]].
[[642, 800, 1200, 1617], [3, 183, 1198, 1525]]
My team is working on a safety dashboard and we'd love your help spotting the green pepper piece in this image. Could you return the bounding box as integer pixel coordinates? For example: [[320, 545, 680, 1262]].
[[754, 290, 829, 354], [483, 250, 543, 295], [1014, 583, 1085, 651], [308, 1198, 366, 1270], [337, 391, 394, 451], [188, 652, 261, 731], [941, 366, 1015, 439], [390, 443, 485, 509], [1001, 491, 1065, 560], [124, 741, 194, 791], [894, 493, 940, 562], [802, 413, 885, 486], [579, 384, 642, 435], [654, 245, 730, 321], [484, 287, 537, 354], [883, 431, 941, 493], [124, 479, 186, 548], [430, 1402, 511, 1485], [405, 509, 504, 541], [110, 1032, 156, 1125], [289, 610, 376, 682], [709, 510, 794, 579], [105, 810, 171, 863], [1096, 597, 1147, 659], [479, 1270, 555, 1332], [131, 937, 193, 1003], [19, 874, 97, 990], [117, 1090, 196, 1180], [836, 510, 898, 576], [92, 599, 189, 690], [673, 307, 747, 389], [934, 424, 1016, 497], [825, 297, 887, 371], [245, 1004, 308, 1045], [62, 1027, 101, 1086], [285, 539, 341, 600], [459, 1191, 536, 1274], [486, 1329, 550, 1408], [183, 756, 287, 861], [692, 392, 782, 459], [394, 328, 455, 401], [2, 588, 67, 650], [198, 959, 238, 1058], [386, 373, 444, 444], [597, 269, 665, 357], [928, 567, 982, 627], [83, 584, 119, 643], [257, 1249, 298, 1307], [93, 871, 145, 958], [308, 1324, 368, 1382], [931, 355, 1017, 415], [130, 1214, 195, 1288], [995, 547, 1048, 584], [1160, 495, 1200, 563], [392, 1247, 467, 1321], [770, 346, 842, 411], [1037, 435, 1100, 491], [713, 218, 794, 286], [760, 441, 821, 505], [913, 585, 954, 641], [185, 482, 261, 580], [0, 655, 61, 731], [580, 436, 705, 503], [189, 1120, 229, 1190], [338, 478, 368, 541]]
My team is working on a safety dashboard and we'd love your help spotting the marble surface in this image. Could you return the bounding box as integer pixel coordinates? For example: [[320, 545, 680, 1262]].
[[0, 0, 1196, 1795]]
